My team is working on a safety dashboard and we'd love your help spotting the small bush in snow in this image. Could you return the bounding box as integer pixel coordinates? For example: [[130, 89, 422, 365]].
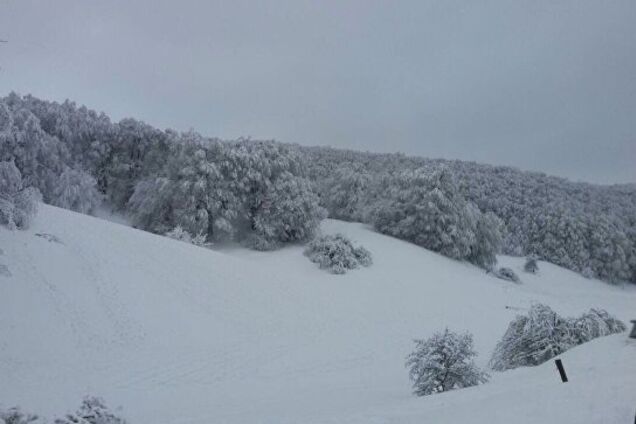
[[493, 267, 520, 283], [54, 397, 126, 424], [490, 304, 626, 371], [0, 407, 39, 424], [165, 225, 208, 246], [405, 329, 489, 396], [524, 257, 538, 274], [304, 234, 372, 274]]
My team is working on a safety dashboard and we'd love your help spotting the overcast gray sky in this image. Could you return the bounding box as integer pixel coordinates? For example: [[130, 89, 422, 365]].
[[0, 0, 634, 184]]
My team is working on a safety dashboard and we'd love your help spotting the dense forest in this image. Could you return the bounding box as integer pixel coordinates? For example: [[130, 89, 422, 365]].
[[1, 93, 634, 284], [304, 147, 636, 283]]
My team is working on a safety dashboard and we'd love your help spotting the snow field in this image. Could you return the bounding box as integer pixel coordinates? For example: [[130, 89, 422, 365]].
[[1, 204, 635, 423]]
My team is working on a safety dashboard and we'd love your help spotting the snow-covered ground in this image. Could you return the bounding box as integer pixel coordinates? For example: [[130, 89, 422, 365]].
[[1, 204, 635, 423]]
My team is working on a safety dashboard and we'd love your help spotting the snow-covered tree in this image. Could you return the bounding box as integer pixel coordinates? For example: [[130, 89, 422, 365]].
[[405, 329, 489, 396], [0, 104, 68, 203], [371, 168, 476, 261], [320, 164, 372, 222], [467, 206, 502, 270], [0, 160, 40, 230], [248, 172, 325, 250], [126, 176, 174, 233], [370, 168, 501, 269], [54, 397, 126, 424], [0, 407, 40, 424], [585, 215, 632, 283], [490, 304, 573, 371], [304, 234, 372, 274], [50, 168, 102, 214], [102, 118, 165, 209], [524, 256, 538, 273], [490, 304, 625, 371], [568, 308, 626, 345]]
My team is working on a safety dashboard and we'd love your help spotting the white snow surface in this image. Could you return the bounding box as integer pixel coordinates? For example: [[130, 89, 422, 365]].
[[1, 204, 635, 423]]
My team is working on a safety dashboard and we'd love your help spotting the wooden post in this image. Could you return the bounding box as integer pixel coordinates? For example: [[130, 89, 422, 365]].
[[555, 359, 568, 382], [629, 320, 636, 339]]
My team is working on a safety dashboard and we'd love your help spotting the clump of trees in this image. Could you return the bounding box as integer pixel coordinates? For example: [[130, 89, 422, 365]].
[[0, 407, 39, 424], [304, 146, 636, 285], [369, 168, 502, 270], [54, 397, 126, 424], [304, 233, 372, 274], [0, 93, 325, 249], [126, 137, 325, 249], [3, 92, 635, 283], [490, 304, 626, 371], [0, 397, 126, 424], [405, 329, 489, 396]]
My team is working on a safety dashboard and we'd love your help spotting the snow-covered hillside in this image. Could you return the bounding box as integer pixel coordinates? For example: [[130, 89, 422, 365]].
[[1, 205, 635, 423]]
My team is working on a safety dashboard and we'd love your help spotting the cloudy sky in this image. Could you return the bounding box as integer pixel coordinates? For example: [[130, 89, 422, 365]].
[[0, 0, 634, 184]]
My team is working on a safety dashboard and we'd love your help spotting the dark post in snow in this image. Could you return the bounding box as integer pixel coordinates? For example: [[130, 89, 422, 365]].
[[630, 320, 636, 339], [554, 359, 568, 383]]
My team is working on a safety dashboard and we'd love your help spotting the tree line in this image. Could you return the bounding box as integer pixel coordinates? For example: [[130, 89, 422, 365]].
[[1, 92, 634, 284]]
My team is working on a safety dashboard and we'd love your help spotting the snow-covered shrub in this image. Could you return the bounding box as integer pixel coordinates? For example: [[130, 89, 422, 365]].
[[54, 397, 126, 424], [524, 257, 538, 274], [304, 234, 372, 274], [568, 308, 627, 345], [490, 304, 626, 371], [352, 243, 373, 267], [0, 407, 39, 424], [0, 160, 41, 230], [405, 329, 489, 396], [493, 267, 520, 283], [50, 168, 102, 214], [165, 225, 208, 246], [581, 266, 595, 279]]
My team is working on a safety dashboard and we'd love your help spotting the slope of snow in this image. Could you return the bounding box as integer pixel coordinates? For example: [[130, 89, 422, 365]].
[[1, 204, 634, 423]]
